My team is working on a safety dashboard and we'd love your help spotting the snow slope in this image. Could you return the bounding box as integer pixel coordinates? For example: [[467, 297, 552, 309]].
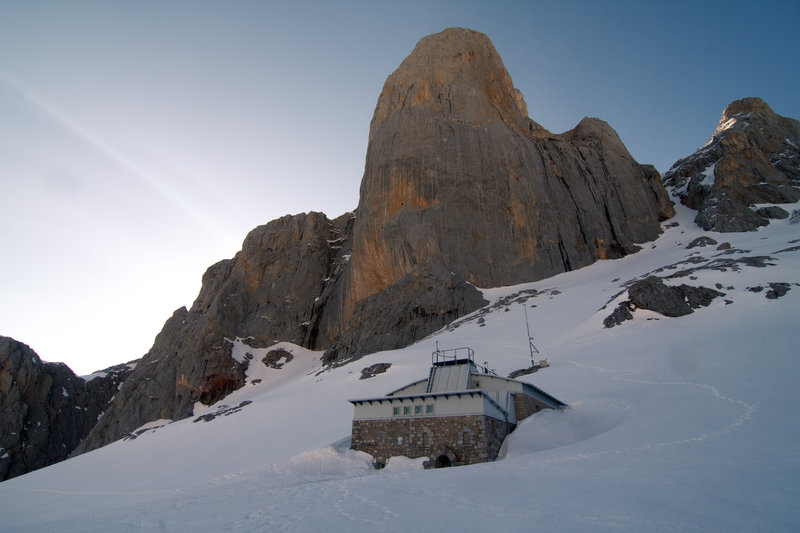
[[1, 202, 799, 532]]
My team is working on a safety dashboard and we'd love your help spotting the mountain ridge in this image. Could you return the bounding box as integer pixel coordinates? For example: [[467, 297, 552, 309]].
[[68, 27, 675, 455], [15, 29, 799, 471]]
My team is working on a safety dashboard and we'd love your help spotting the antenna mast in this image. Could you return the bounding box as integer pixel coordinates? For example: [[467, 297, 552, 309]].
[[524, 305, 541, 366]]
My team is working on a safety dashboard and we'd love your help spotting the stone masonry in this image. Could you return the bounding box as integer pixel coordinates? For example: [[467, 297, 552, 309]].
[[351, 413, 509, 467], [514, 393, 550, 421]]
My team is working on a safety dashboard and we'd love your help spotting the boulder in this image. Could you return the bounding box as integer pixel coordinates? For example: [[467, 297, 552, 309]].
[[628, 277, 696, 317], [604, 277, 725, 327], [359, 363, 392, 380], [686, 236, 718, 249], [756, 206, 789, 220]]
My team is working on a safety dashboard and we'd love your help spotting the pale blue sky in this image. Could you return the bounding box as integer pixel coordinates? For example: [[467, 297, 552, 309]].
[[1, 1, 798, 374]]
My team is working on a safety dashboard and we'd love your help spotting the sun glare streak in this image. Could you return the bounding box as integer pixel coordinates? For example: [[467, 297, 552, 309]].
[[0, 67, 236, 245]]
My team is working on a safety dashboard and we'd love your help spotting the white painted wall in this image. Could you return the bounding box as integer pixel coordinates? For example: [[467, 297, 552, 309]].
[[468, 374, 524, 395], [352, 392, 506, 421]]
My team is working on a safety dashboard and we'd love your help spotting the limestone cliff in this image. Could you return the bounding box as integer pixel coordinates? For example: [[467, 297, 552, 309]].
[[342, 27, 672, 321], [74, 212, 349, 453], [663, 97, 800, 231], [0, 337, 133, 480]]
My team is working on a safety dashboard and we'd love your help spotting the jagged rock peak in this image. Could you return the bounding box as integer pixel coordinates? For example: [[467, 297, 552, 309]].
[[370, 27, 530, 138], [711, 97, 778, 141], [664, 97, 800, 232], [722, 96, 776, 122]]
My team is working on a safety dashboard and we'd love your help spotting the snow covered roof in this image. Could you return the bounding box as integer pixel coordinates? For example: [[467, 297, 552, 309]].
[[349, 351, 565, 412]]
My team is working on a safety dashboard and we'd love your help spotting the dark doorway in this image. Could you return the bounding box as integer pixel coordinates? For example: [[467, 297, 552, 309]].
[[435, 455, 451, 468]]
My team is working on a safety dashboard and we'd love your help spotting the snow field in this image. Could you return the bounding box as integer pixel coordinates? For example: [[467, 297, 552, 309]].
[[1, 201, 799, 531]]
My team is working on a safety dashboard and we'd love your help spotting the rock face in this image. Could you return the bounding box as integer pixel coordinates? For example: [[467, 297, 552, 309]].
[[75, 211, 349, 453], [663, 97, 800, 232], [344, 28, 672, 313], [321, 261, 487, 365], [0, 337, 133, 481], [77, 27, 673, 454]]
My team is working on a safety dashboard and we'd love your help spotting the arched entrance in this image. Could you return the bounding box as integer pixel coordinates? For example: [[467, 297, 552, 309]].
[[435, 454, 451, 468], [429, 447, 458, 469]]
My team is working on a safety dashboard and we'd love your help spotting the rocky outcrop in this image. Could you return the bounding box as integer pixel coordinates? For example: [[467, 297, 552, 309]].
[[748, 282, 795, 300], [603, 277, 725, 327], [75, 211, 349, 453], [344, 28, 673, 317], [686, 236, 718, 249], [664, 97, 800, 232], [359, 363, 391, 380], [0, 337, 133, 481], [77, 27, 673, 455]]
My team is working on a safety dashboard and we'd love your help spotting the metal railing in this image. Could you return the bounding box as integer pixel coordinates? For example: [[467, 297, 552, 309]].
[[431, 343, 475, 365]]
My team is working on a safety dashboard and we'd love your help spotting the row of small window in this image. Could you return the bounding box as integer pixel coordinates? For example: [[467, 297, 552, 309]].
[[393, 404, 434, 416]]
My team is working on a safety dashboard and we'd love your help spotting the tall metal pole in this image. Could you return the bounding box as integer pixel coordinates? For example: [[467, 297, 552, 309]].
[[524, 305, 540, 366]]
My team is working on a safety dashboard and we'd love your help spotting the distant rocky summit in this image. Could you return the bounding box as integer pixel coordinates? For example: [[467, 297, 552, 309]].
[[75, 27, 673, 454], [663, 97, 800, 232], [0, 336, 133, 481]]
